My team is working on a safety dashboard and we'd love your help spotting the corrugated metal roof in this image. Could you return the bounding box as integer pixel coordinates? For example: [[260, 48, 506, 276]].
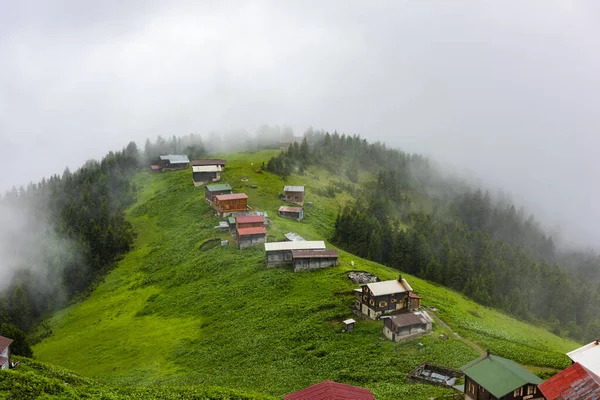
[[284, 185, 305, 192], [366, 279, 412, 296], [237, 226, 267, 236], [0, 336, 13, 351], [539, 362, 600, 400], [192, 165, 222, 172], [265, 241, 326, 252], [285, 232, 306, 242], [291, 249, 338, 259], [284, 380, 374, 400], [159, 154, 190, 163], [343, 319, 355, 325], [567, 340, 600, 375], [214, 193, 248, 201], [236, 215, 264, 224], [460, 354, 543, 398], [206, 183, 232, 192], [192, 159, 226, 166], [279, 206, 303, 213], [387, 312, 429, 328]]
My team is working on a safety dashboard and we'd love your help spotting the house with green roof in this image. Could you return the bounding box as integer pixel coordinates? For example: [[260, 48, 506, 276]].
[[204, 184, 232, 202], [461, 352, 544, 400]]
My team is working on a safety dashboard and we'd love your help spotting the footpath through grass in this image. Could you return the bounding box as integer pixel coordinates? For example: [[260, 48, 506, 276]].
[[33, 150, 580, 399]]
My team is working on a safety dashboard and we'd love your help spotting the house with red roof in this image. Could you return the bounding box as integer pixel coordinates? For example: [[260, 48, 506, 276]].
[[237, 226, 267, 250], [538, 362, 600, 400], [236, 215, 265, 230], [0, 335, 13, 370], [284, 380, 374, 400]]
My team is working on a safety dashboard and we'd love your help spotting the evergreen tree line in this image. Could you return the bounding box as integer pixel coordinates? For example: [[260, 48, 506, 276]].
[[267, 130, 600, 342]]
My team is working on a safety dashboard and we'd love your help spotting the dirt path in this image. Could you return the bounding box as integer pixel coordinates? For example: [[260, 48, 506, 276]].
[[428, 311, 485, 356]]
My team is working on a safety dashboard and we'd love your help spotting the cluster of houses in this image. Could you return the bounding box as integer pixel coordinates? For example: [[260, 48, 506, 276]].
[[278, 186, 305, 221]]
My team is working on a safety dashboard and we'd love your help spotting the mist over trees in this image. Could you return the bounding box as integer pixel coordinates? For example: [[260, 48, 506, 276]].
[[267, 130, 600, 342]]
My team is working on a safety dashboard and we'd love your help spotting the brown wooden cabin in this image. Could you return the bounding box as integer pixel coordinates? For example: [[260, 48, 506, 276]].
[[355, 276, 414, 320], [213, 193, 248, 216], [236, 215, 265, 229], [192, 159, 226, 184], [283, 186, 305, 205], [382, 311, 432, 342], [264, 241, 327, 267], [278, 206, 304, 221], [291, 249, 338, 272], [409, 292, 421, 310], [205, 184, 232, 202], [237, 226, 267, 250]]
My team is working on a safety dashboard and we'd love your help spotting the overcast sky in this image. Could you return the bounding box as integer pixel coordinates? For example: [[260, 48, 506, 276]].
[[1, 1, 599, 247]]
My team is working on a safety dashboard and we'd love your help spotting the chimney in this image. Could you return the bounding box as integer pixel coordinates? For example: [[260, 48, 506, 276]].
[[486, 350, 491, 357], [595, 338, 600, 345], [398, 274, 403, 282]]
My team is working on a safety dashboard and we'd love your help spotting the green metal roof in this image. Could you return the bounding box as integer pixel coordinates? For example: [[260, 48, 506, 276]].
[[206, 184, 232, 191], [227, 217, 236, 225], [461, 354, 542, 398]]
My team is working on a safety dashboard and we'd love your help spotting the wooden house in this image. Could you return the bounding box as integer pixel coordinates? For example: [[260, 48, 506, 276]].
[[205, 184, 232, 202], [538, 362, 600, 400], [461, 353, 544, 400], [283, 186, 305, 205], [278, 206, 304, 221], [213, 193, 248, 216], [355, 276, 414, 320], [291, 249, 338, 272], [236, 215, 265, 230], [237, 226, 267, 250], [192, 159, 226, 185], [0, 336, 13, 370], [159, 154, 190, 170], [566, 339, 600, 376], [264, 241, 326, 267], [409, 292, 421, 310], [382, 311, 433, 342], [284, 380, 374, 400]]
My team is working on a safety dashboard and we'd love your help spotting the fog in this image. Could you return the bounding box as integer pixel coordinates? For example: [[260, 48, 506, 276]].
[[1, 1, 599, 248]]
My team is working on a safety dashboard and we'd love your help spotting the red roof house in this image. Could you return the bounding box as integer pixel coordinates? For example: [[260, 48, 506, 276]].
[[539, 362, 600, 400], [284, 380, 374, 400], [236, 226, 267, 250], [236, 215, 265, 229], [0, 335, 13, 370]]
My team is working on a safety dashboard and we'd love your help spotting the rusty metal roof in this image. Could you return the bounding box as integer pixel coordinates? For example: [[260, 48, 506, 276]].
[[236, 215, 264, 224], [291, 249, 338, 259], [237, 226, 267, 236], [279, 206, 303, 213], [284, 380, 374, 400], [539, 362, 600, 400], [192, 159, 226, 166], [215, 193, 248, 201], [387, 312, 429, 328]]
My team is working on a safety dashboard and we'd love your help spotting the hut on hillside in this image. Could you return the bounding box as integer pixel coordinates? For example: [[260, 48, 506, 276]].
[[354, 276, 415, 320], [236, 215, 265, 229], [278, 206, 304, 221], [283, 186, 305, 205], [382, 311, 433, 342], [192, 159, 226, 185], [237, 226, 267, 250], [205, 184, 232, 202], [159, 154, 190, 170], [291, 249, 338, 272], [213, 193, 248, 216], [264, 241, 326, 267]]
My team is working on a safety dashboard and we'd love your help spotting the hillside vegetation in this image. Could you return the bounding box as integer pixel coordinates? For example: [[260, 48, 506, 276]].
[[32, 150, 579, 399]]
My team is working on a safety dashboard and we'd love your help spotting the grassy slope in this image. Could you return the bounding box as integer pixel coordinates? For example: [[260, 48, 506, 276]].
[[33, 150, 580, 399]]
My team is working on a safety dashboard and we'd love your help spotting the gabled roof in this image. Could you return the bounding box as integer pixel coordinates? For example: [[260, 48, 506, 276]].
[[192, 159, 226, 166], [192, 165, 222, 173], [214, 193, 248, 201], [284, 380, 374, 400], [291, 249, 338, 259], [237, 226, 267, 236], [566, 340, 600, 375], [386, 311, 432, 328], [279, 206, 303, 213], [236, 216, 264, 224], [265, 241, 326, 252], [206, 183, 232, 192], [0, 336, 13, 352], [539, 362, 600, 400], [461, 354, 543, 398], [284, 186, 305, 193], [365, 279, 412, 296], [159, 154, 190, 163]]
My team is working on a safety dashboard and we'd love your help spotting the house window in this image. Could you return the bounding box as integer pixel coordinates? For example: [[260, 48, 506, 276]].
[[513, 389, 519, 397], [369, 299, 375, 306], [363, 295, 368, 302], [390, 298, 397, 303], [527, 385, 534, 395], [379, 301, 388, 307]]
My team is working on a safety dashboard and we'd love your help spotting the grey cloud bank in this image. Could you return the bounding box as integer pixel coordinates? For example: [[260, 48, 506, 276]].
[[1, 1, 599, 247]]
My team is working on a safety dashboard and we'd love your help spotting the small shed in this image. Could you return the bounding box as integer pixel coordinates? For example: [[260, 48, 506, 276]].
[[279, 206, 304, 221], [283, 186, 305, 205], [0, 336, 13, 370], [213, 193, 248, 216], [264, 241, 326, 267], [284, 380, 374, 400], [236, 215, 265, 230], [409, 292, 421, 310], [205, 184, 233, 202], [237, 226, 267, 250], [382, 311, 433, 342], [291, 249, 339, 272], [343, 319, 356, 332], [159, 154, 190, 170], [192, 159, 226, 184]]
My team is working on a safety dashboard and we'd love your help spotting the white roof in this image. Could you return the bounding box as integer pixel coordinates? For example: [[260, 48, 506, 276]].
[[567, 340, 600, 375], [365, 279, 413, 296], [343, 319, 356, 325], [264, 241, 326, 252], [192, 165, 222, 173], [284, 232, 306, 242], [284, 185, 305, 192]]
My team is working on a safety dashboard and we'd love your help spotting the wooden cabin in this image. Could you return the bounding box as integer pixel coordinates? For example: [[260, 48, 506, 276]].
[[205, 184, 232, 202], [382, 311, 433, 342], [192, 159, 226, 185], [291, 249, 338, 272], [461, 353, 544, 400], [159, 154, 190, 170], [283, 186, 305, 205], [0, 336, 13, 370], [278, 206, 304, 221], [237, 226, 267, 250], [538, 362, 600, 400], [355, 276, 414, 320], [264, 241, 326, 267], [213, 193, 248, 216], [284, 380, 374, 400], [236, 215, 265, 230]]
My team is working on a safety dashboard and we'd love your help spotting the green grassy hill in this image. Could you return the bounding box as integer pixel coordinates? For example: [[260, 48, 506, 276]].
[[32, 150, 580, 399]]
